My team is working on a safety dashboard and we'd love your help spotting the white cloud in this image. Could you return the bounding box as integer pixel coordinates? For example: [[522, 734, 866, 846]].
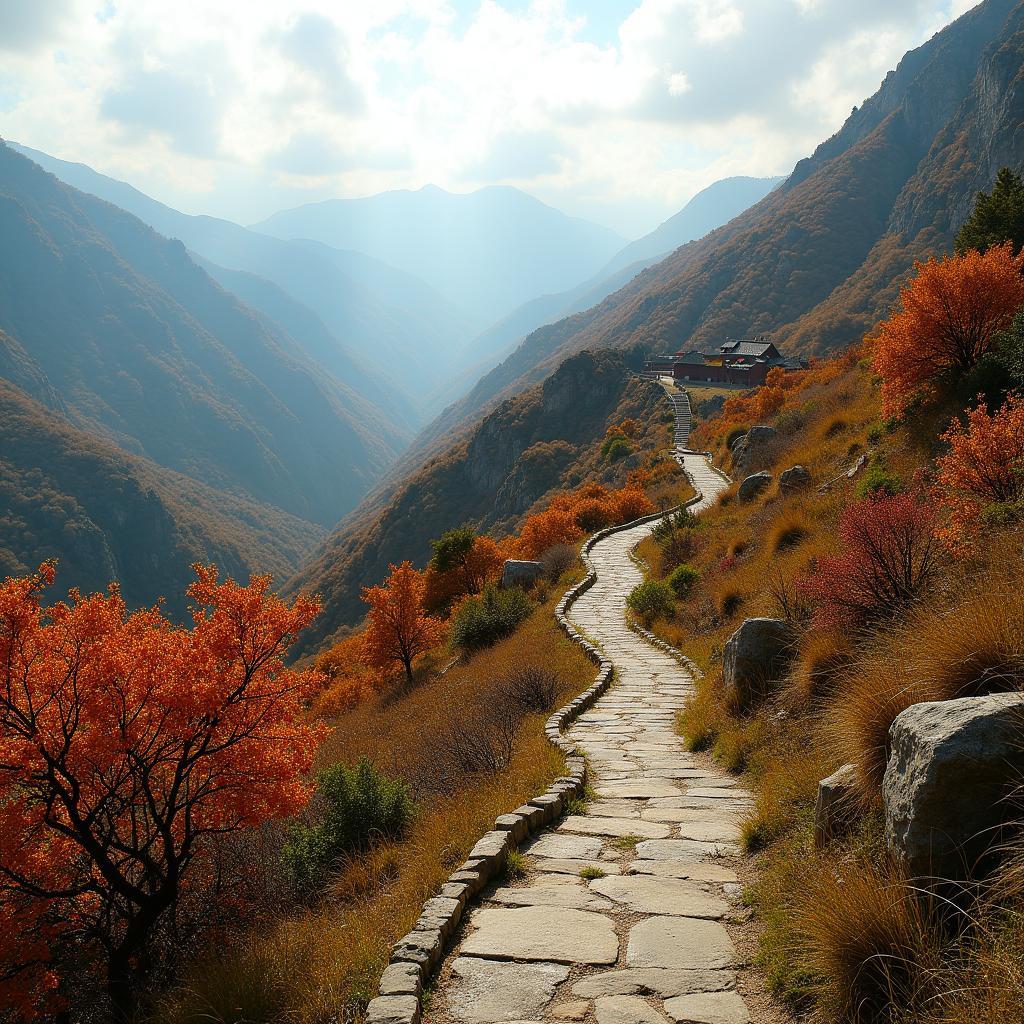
[[0, 0, 980, 235]]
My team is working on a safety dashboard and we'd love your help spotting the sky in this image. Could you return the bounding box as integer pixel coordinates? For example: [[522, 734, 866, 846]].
[[0, 0, 981, 238]]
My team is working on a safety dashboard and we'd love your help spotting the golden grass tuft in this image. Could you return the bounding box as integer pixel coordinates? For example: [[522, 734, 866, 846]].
[[783, 629, 855, 707], [831, 571, 1024, 803], [770, 511, 809, 553]]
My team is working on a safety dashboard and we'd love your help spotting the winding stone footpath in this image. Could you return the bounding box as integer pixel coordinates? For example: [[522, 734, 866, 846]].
[[426, 398, 748, 1024]]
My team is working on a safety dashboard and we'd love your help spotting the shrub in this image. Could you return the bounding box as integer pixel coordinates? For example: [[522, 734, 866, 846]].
[[540, 543, 579, 582], [602, 436, 633, 462], [517, 509, 583, 559], [717, 588, 744, 619], [667, 564, 699, 598], [726, 426, 748, 449], [502, 665, 559, 713], [935, 393, 1024, 548], [436, 704, 519, 780], [283, 759, 414, 890], [626, 580, 675, 624], [797, 492, 937, 630], [856, 459, 901, 498], [452, 585, 533, 652], [771, 514, 808, 552]]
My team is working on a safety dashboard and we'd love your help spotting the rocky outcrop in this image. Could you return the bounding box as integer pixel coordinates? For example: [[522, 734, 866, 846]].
[[731, 425, 777, 472], [814, 764, 859, 849], [737, 472, 772, 502], [778, 465, 812, 494], [722, 618, 795, 709], [500, 560, 544, 589], [883, 693, 1024, 880]]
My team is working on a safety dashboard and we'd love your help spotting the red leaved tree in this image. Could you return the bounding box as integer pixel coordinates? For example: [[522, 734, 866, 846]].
[[362, 562, 445, 689], [934, 393, 1024, 547], [0, 564, 324, 1019], [798, 492, 938, 628], [872, 243, 1024, 417]]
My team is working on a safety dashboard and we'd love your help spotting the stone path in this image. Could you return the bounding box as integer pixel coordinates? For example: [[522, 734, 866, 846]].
[[427, 398, 747, 1024]]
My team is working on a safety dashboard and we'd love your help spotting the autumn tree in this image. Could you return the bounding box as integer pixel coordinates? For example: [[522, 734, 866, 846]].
[[428, 528, 505, 598], [312, 633, 384, 717], [516, 508, 584, 559], [934, 393, 1024, 546], [362, 562, 445, 689], [797, 492, 938, 628], [0, 564, 324, 1019], [872, 244, 1024, 417], [955, 167, 1024, 256]]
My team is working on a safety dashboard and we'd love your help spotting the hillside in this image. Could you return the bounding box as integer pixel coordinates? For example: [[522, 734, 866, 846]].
[[291, 348, 671, 649], [426, 0, 1024, 435], [0, 377, 322, 618], [8, 143, 475, 422], [0, 143, 406, 527], [253, 184, 626, 323]]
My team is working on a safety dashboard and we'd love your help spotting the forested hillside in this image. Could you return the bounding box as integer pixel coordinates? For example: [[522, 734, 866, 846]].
[[292, 348, 670, 648], [0, 144, 405, 527], [0, 378, 322, 617]]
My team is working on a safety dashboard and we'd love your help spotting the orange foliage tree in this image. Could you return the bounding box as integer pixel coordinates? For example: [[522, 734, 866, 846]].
[[517, 508, 584, 559], [935, 393, 1024, 546], [312, 633, 384, 717], [0, 564, 324, 1018], [872, 243, 1024, 417], [362, 562, 445, 689]]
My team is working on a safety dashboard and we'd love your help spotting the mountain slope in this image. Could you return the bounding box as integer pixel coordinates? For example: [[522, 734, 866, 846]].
[[422, 0, 1024, 438], [0, 143, 406, 527], [0, 377, 322, 618], [290, 348, 666, 648], [599, 175, 785, 278], [8, 144, 475, 421], [253, 184, 626, 322]]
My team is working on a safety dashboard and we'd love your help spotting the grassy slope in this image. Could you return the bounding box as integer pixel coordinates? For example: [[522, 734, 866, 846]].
[[632, 359, 1024, 1023]]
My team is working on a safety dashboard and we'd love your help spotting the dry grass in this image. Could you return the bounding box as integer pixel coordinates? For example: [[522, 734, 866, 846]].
[[154, 587, 595, 1024], [831, 570, 1024, 803], [782, 629, 855, 707]]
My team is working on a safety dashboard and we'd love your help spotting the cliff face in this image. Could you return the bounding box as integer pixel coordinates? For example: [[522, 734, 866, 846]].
[[290, 349, 666, 649]]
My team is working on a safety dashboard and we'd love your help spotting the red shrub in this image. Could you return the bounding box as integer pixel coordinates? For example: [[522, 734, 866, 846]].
[[798, 492, 938, 628]]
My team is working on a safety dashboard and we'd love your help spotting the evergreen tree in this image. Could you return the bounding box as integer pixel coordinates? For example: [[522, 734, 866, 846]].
[[955, 167, 1024, 256]]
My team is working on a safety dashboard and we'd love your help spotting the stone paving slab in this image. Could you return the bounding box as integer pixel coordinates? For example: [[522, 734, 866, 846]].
[[448, 958, 569, 1023], [558, 816, 671, 839], [589, 875, 728, 918], [461, 907, 619, 965]]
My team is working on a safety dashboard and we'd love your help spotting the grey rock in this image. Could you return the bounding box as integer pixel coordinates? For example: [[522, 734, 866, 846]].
[[626, 917, 736, 971], [379, 962, 423, 997], [778, 464, 811, 494], [731, 425, 776, 471], [501, 560, 545, 589], [722, 618, 794, 709], [365, 995, 421, 1024], [736, 472, 772, 503], [814, 763, 859, 849], [883, 693, 1024, 880], [594, 995, 671, 1024]]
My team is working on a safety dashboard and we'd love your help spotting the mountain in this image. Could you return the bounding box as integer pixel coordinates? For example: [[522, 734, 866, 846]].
[[289, 0, 1024, 642], [599, 176, 785, 278], [0, 376, 323, 618], [7, 144, 476, 422], [0, 142, 406, 527], [290, 348, 664, 649], [427, 176, 782, 436], [418, 0, 1024, 437], [253, 184, 626, 323]]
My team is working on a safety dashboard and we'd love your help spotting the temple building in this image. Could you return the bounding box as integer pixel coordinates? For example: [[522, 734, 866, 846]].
[[643, 336, 805, 386]]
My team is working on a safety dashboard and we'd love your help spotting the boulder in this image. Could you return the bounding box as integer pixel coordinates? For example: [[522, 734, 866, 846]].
[[737, 472, 772, 503], [884, 693, 1024, 880], [778, 465, 812, 494], [722, 618, 795, 709], [501, 559, 544, 589], [813, 764, 859, 848], [731, 424, 777, 470]]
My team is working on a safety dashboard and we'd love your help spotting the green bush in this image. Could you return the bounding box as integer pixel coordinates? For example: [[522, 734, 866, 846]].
[[652, 507, 700, 543], [626, 580, 675, 623], [283, 759, 414, 890], [601, 436, 633, 462], [667, 564, 699, 598], [856, 460, 901, 499], [451, 585, 533, 652]]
